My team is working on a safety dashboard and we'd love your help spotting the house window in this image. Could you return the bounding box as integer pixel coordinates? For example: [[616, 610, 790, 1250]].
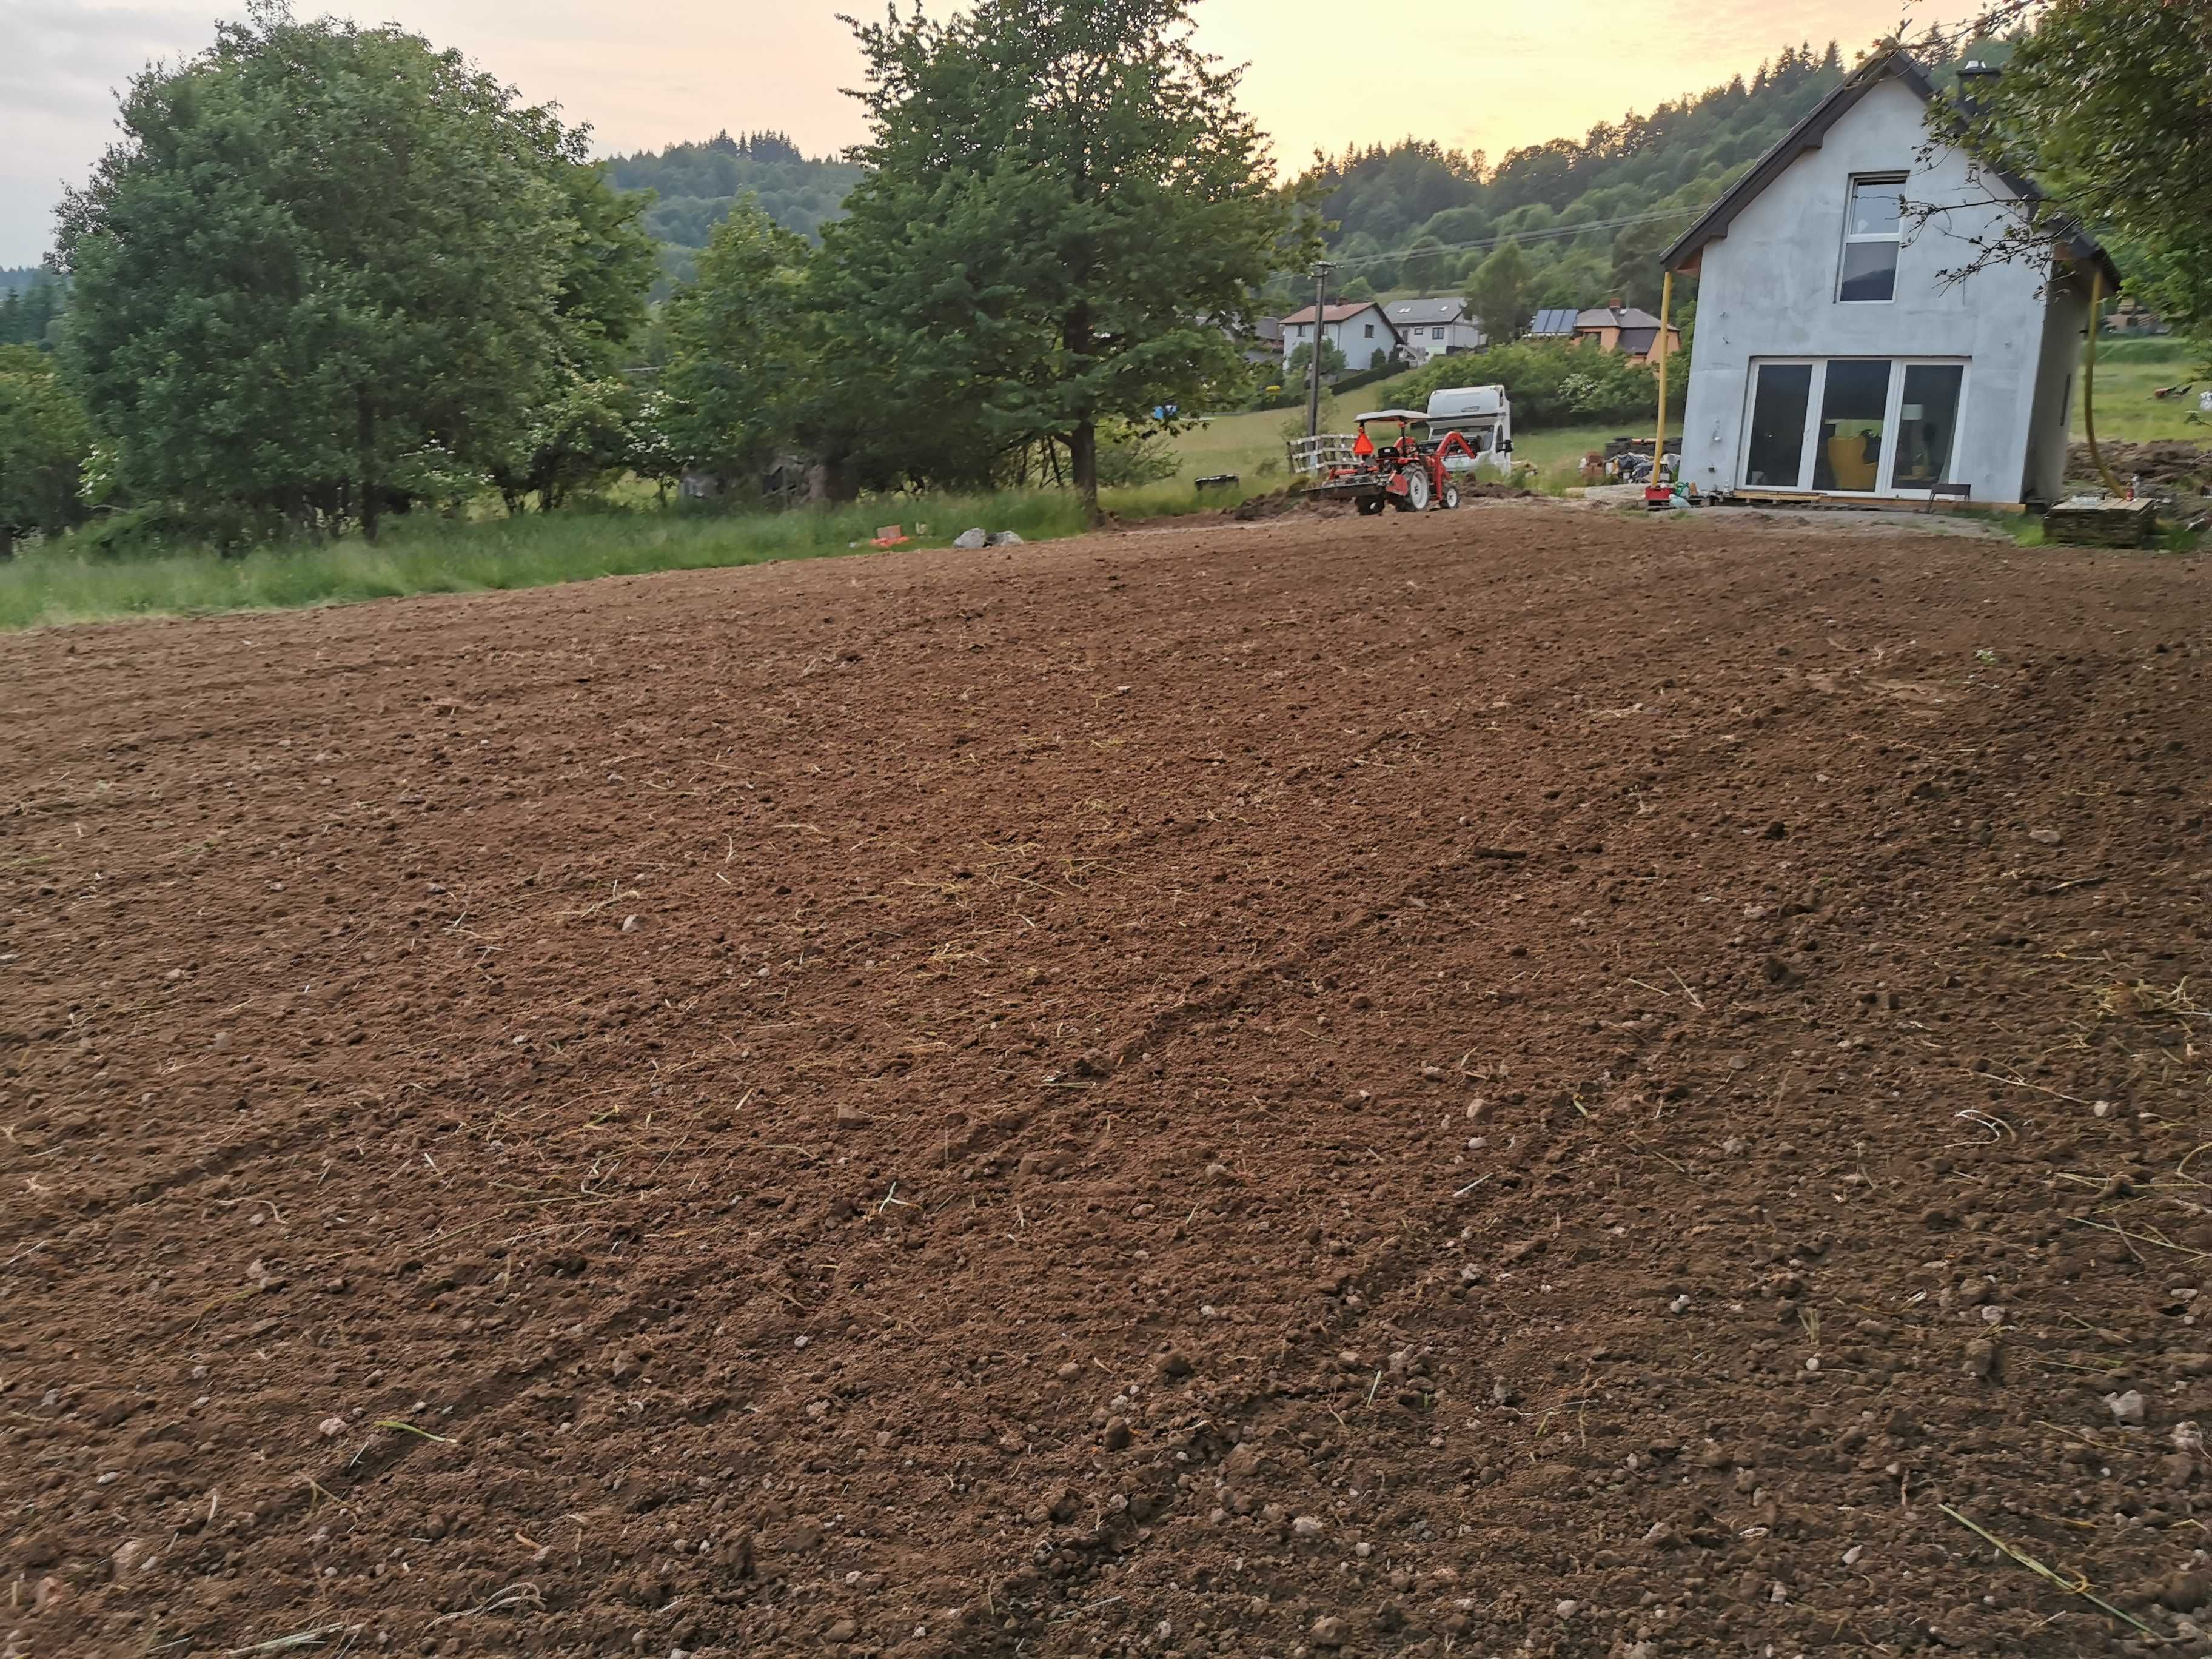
[[1838, 175, 1905, 301], [1433, 327, 1446, 340], [1364, 323, 1375, 338], [1741, 357, 1966, 494]]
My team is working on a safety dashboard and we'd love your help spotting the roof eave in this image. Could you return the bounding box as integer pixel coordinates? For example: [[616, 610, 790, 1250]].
[[1660, 47, 2122, 290]]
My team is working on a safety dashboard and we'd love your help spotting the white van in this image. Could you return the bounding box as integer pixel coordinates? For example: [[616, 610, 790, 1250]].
[[1424, 385, 1514, 477]]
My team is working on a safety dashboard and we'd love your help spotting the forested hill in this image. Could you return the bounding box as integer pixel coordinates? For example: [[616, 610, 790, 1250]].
[[1, 267, 45, 293], [599, 130, 860, 289], [611, 35, 1974, 309], [1264, 36, 2013, 314]]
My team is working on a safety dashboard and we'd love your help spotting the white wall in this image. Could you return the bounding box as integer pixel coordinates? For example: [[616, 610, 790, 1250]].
[[1283, 308, 1397, 371], [2025, 280, 2089, 501], [1678, 76, 2074, 505], [1401, 319, 1484, 364]]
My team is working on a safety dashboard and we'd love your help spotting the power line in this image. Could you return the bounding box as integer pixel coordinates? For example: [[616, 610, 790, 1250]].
[[1321, 204, 1706, 274]]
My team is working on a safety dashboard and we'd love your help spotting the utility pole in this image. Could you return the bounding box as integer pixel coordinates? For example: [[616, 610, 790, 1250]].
[[1304, 261, 1332, 442]]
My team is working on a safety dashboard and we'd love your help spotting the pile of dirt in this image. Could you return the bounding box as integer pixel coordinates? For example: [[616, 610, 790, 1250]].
[[1228, 485, 1306, 521], [2067, 438, 2212, 492], [3, 513, 2211, 1659]]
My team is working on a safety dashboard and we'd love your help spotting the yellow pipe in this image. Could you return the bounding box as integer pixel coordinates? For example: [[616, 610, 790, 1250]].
[[2083, 267, 2123, 495], [1652, 270, 1673, 490]]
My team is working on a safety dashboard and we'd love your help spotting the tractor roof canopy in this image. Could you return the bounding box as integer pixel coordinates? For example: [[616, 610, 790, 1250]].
[[1354, 410, 1429, 424]]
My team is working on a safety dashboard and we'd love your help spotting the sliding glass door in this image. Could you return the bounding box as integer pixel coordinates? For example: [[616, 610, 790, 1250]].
[[1740, 358, 1967, 497], [1889, 364, 1965, 491], [1744, 364, 1813, 489]]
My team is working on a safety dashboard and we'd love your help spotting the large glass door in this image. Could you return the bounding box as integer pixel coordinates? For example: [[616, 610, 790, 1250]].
[[1888, 363, 1965, 492], [1811, 360, 1892, 491], [1744, 363, 1814, 489], [1740, 357, 1967, 497]]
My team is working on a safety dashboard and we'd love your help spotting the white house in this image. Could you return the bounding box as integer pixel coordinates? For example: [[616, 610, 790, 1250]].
[[1384, 298, 1484, 364], [1279, 302, 1403, 374], [1662, 48, 2118, 508]]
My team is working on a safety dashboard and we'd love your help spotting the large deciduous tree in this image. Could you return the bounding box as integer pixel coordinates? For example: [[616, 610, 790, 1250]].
[[822, 0, 1310, 521], [1466, 240, 1534, 343], [1940, 1, 2210, 346], [55, 2, 652, 540], [661, 203, 812, 490]]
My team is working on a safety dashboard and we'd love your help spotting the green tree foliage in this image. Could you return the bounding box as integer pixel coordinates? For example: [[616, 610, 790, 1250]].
[[820, 0, 1312, 520], [660, 201, 813, 489], [1398, 235, 1451, 292], [55, 3, 654, 540], [1298, 42, 1846, 307], [1467, 241, 1535, 342], [1609, 214, 1683, 311], [1284, 338, 1347, 383], [0, 345, 93, 554], [1941, 1, 2210, 348], [0, 276, 65, 350], [1392, 338, 1679, 427], [602, 133, 860, 246], [1094, 421, 1182, 486], [488, 373, 648, 514]]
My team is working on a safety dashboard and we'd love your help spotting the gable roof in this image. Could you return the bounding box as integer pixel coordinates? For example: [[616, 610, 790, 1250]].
[[1527, 307, 1580, 337], [1575, 306, 1667, 332], [1386, 297, 1470, 327], [1279, 301, 1396, 330], [1660, 47, 2120, 290]]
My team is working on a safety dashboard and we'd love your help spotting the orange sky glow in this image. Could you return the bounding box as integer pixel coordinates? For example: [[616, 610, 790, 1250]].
[[1, 0, 1983, 263]]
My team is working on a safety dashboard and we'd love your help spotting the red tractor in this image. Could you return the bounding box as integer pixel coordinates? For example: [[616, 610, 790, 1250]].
[[1304, 411, 1480, 515]]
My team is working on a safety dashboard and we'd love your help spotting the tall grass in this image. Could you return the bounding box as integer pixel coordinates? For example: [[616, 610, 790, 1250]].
[[2094, 336, 2197, 365], [0, 481, 1236, 631]]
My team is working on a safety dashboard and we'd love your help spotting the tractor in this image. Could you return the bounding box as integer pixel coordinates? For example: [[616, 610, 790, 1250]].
[[1303, 411, 1480, 515]]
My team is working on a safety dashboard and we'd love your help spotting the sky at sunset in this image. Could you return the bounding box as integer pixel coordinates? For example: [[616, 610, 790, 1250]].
[[0, 0, 1982, 265]]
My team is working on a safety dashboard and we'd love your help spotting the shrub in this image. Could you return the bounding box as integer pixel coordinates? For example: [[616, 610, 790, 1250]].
[[1096, 423, 1182, 487], [1390, 339, 1680, 426]]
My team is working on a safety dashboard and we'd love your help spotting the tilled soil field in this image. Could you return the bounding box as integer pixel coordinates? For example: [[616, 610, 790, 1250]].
[[4, 505, 2211, 1659]]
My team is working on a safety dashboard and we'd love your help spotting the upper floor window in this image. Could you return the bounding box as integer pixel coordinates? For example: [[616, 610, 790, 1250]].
[[1839, 175, 1905, 301], [1364, 323, 1375, 338]]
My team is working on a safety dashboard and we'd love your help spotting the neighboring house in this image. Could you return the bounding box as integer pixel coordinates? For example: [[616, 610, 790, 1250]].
[[1213, 313, 1284, 365], [1662, 47, 2118, 507], [1572, 305, 1682, 362], [1384, 298, 1485, 364], [1280, 302, 1404, 373], [2102, 297, 2166, 337], [1527, 307, 1580, 340]]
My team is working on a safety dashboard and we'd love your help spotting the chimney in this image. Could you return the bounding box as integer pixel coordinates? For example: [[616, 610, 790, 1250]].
[[1956, 59, 2001, 115]]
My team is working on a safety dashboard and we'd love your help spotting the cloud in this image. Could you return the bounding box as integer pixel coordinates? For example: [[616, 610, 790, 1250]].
[[0, 0, 231, 258], [0, 0, 1996, 265]]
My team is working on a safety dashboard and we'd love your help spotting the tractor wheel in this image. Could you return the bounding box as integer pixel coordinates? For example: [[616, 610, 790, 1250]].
[[1356, 495, 1385, 516], [1440, 481, 1461, 510], [1393, 469, 1432, 512]]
